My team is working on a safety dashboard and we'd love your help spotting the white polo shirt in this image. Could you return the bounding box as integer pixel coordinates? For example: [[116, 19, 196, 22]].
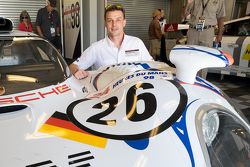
[[73, 34, 153, 70]]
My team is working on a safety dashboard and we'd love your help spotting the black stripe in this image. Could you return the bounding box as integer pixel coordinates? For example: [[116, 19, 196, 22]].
[[68, 151, 91, 159], [69, 156, 94, 165], [49, 165, 57, 167], [26, 160, 53, 167], [233, 36, 247, 66], [52, 111, 69, 121], [125, 49, 139, 52], [76, 163, 91, 167], [0, 105, 27, 114]]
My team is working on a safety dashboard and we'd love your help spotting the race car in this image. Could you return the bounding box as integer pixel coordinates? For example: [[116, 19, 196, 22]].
[[209, 16, 250, 78], [1, 18, 250, 167]]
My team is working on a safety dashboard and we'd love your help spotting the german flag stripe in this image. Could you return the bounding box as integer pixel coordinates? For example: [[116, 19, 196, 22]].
[[39, 124, 107, 148], [39, 111, 107, 148], [46, 117, 90, 134], [51, 111, 69, 121]]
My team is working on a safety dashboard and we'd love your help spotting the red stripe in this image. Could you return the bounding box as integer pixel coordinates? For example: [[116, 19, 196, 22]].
[[46, 117, 89, 134]]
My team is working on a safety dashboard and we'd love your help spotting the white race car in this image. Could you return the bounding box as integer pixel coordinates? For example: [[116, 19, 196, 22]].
[[0, 18, 250, 167]]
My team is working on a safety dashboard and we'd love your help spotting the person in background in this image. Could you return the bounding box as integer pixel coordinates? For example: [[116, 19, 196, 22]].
[[70, 4, 153, 80], [158, 9, 166, 34], [36, 0, 61, 51], [158, 9, 169, 64], [183, 0, 226, 78], [148, 9, 164, 61], [18, 10, 32, 32]]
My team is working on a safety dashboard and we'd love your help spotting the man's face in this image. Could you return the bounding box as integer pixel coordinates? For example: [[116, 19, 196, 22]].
[[47, 5, 54, 12], [105, 10, 126, 38]]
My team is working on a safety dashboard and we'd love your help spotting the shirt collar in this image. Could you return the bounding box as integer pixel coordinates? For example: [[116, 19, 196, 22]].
[[105, 34, 127, 49]]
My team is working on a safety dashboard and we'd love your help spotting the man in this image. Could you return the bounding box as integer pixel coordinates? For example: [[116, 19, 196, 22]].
[[71, 4, 153, 80], [148, 9, 163, 61], [36, 0, 61, 51], [183, 0, 226, 78]]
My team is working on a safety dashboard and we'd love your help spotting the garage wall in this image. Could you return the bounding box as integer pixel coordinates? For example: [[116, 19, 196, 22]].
[[107, 0, 168, 48], [0, 0, 46, 31]]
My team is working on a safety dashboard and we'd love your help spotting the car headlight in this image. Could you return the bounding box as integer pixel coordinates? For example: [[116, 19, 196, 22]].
[[202, 110, 219, 146], [199, 108, 250, 167]]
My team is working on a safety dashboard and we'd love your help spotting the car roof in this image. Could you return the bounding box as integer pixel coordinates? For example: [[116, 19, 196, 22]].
[[224, 16, 250, 25], [0, 30, 39, 37], [0, 17, 39, 38]]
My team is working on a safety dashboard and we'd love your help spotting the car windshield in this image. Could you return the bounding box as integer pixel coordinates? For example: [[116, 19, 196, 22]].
[[0, 38, 70, 95], [223, 18, 250, 36]]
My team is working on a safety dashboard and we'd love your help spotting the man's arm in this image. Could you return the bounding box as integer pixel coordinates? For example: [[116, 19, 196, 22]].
[[36, 26, 44, 38], [154, 21, 163, 39], [35, 10, 44, 38], [55, 11, 61, 36], [215, 17, 224, 42], [56, 27, 60, 36], [69, 45, 96, 80], [69, 63, 78, 74], [182, 0, 193, 19]]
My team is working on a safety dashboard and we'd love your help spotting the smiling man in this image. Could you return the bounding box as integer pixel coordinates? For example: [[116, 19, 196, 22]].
[[70, 4, 153, 80]]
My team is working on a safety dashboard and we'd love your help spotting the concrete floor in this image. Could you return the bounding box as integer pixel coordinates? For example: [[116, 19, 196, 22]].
[[207, 73, 250, 121]]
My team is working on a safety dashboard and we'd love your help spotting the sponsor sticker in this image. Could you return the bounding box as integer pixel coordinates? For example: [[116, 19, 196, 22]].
[[242, 44, 250, 60]]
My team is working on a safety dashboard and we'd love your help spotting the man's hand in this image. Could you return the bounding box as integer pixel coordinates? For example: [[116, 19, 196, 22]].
[[74, 69, 89, 80], [215, 34, 223, 43]]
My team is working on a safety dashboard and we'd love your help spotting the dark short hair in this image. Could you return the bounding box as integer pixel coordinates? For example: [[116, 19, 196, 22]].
[[104, 4, 125, 19], [48, 0, 57, 7]]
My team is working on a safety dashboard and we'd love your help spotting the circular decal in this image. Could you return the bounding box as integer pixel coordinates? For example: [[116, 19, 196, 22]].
[[67, 80, 187, 140]]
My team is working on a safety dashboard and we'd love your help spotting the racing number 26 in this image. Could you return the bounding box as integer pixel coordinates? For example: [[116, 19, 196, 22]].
[[87, 83, 157, 125]]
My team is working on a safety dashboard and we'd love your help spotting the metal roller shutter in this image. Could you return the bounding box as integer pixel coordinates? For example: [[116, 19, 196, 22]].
[[107, 0, 168, 48], [0, 0, 46, 30]]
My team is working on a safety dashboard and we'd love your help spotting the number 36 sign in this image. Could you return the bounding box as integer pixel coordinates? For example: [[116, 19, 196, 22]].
[[67, 80, 187, 140]]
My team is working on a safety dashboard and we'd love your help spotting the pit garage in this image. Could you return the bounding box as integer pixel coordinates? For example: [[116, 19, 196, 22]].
[[0, 1, 250, 166]]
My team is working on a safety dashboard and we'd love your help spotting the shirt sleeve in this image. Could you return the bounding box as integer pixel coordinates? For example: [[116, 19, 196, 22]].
[[155, 22, 162, 39], [73, 45, 97, 70], [216, 0, 226, 18], [36, 9, 42, 26], [55, 11, 61, 28]]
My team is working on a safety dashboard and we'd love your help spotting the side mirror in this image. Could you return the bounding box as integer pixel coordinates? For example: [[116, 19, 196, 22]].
[[0, 17, 13, 32]]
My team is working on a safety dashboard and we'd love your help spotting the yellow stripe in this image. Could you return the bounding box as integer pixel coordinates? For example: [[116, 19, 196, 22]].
[[39, 124, 107, 148]]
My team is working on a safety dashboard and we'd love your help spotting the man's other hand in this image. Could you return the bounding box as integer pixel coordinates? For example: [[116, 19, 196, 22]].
[[74, 69, 89, 80]]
